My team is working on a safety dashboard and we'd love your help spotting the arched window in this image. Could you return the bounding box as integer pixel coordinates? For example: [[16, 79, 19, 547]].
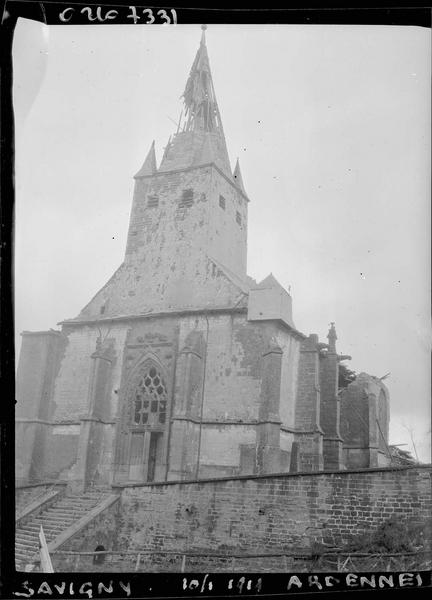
[[130, 363, 168, 427]]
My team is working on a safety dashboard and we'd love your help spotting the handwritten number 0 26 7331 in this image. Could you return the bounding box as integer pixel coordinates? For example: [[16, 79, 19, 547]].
[[59, 7, 178, 24]]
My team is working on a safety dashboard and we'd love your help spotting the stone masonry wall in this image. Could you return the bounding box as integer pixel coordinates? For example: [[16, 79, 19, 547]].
[[79, 165, 247, 321], [42, 323, 129, 482], [51, 499, 121, 572], [33, 310, 300, 486], [117, 467, 431, 554], [51, 466, 431, 572], [174, 314, 300, 476], [16, 331, 67, 482]]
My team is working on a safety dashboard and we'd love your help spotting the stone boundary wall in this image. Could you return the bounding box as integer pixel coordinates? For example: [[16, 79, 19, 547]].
[[52, 466, 431, 572]]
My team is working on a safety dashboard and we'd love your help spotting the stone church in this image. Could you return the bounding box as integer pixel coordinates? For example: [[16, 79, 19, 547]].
[[16, 27, 391, 492]]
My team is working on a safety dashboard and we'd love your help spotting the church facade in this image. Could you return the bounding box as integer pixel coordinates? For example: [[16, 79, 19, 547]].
[[16, 29, 391, 492]]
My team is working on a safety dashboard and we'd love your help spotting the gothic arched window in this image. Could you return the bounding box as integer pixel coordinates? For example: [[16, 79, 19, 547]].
[[130, 364, 168, 427]]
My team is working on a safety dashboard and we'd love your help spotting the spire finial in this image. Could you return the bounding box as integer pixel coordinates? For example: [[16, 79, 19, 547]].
[[201, 24, 207, 45]]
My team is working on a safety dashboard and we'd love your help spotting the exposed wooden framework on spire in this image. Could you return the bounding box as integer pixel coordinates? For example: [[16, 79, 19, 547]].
[[158, 25, 232, 178], [181, 25, 223, 134]]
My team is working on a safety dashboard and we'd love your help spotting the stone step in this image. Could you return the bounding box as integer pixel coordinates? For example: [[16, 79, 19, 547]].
[[45, 508, 85, 516], [45, 506, 83, 514], [54, 502, 100, 510], [28, 529, 64, 539], [24, 524, 65, 534], [15, 549, 35, 557], [16, 544, 37, 551], [16, 533, 37, 543], [19, 526, 62, 535], [16, 545, 37, 554], [32, 516, 75, 524], [35, 517, 77, 528], [15, 493, 109, 565], [39, 510, 78, 519], [16, 540, 36, 548], [15, 548, 37, 560], [63, 493, 104, 499], [20, 522, 63, 531], [15, 539, 31, 547], [15, 552, 31, 561], [56, 497, 100, 503], [21, 528, 64, 541], [17, 530, 40, 539], [16, 542, 37, 551], [20, 520, 63, 529], [16, 528, 37, 536], [53, 506, 97, 513], [31, 524, 72, 534], [16, 534, 48, 547], [60, 495, 104, 502], [41, 515, 81, 524]]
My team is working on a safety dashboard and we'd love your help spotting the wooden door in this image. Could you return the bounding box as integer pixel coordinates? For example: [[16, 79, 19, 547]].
[[147, 432, 162, 482], [129, 431, 145, 481]]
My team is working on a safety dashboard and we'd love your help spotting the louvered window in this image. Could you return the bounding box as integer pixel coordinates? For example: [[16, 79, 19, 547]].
[[147, 195, 159, 208], [178, 189, 194, 208]]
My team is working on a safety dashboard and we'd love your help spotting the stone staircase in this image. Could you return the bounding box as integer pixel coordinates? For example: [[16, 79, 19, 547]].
[[15, 490, 108, 570]]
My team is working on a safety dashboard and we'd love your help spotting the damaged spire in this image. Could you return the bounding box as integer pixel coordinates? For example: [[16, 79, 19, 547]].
[[182, 24, 221, 133]]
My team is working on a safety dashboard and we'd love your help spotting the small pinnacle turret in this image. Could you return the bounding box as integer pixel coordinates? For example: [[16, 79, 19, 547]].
[[233, 159, 247, 195], [327, 322, 337, 353], [135, 140, 157, 178]]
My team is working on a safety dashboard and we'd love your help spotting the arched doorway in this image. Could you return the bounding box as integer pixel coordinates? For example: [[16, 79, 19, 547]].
[[126, 360, 169, 482]]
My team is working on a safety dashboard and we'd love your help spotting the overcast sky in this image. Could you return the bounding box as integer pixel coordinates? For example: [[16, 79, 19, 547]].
[[12, 20, 431, 462]]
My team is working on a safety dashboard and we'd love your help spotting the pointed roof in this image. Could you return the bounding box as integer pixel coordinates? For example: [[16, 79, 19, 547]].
[[233, 159, 247, 195], [257, 273, 281, 289], [248, 272, 297, 331], [158, 26, 232, 177], [134, 140, 157, 178]]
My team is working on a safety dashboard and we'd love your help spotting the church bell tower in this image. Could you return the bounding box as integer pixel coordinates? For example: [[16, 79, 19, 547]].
[[78, 26, 250, 322]]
